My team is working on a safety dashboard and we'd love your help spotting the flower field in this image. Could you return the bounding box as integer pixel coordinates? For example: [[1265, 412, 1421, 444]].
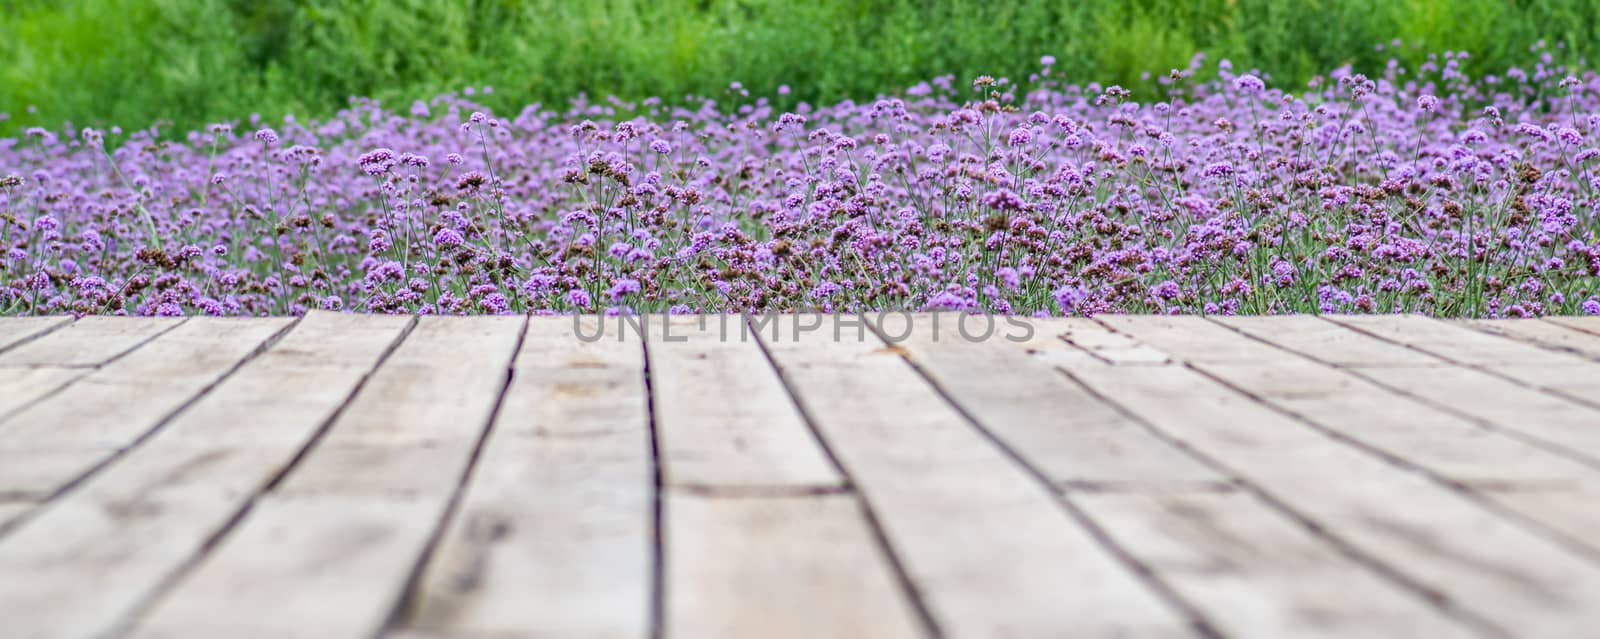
[[4, 51, 1600, 317]]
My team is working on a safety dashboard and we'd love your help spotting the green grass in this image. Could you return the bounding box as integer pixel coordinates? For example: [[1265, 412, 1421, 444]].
[[3, 0, 1598, 136]]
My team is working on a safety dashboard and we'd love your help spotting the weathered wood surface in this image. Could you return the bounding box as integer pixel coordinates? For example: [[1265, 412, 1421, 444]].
[[129, 316, 523, 639], [645, 315, 842, 491], [0, 315, 73, 353], [400, 316, 655, 639], [0, 318, 291, 502], [761, 316, 1200, 638], [664, 493, 925, 639], [0, 313, 401, 639], [1, 313, 1599, 638]]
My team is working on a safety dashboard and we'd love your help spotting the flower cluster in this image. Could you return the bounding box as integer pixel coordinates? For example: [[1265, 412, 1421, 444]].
[[3, 48, 1600, 317]]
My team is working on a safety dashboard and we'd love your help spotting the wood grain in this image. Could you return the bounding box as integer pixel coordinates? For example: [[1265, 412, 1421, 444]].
[[664, 493, 926, 639], [645, 315, 842, 490], [402, 316, 654, 639], [127, 316, 523, 639], [761, 315, 1197, 638]]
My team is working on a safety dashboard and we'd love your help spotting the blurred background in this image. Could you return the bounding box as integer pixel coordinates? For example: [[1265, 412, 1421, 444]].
[[2, 0, 1597, 136]]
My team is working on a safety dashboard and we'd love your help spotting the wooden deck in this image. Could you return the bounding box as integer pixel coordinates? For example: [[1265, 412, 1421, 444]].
[[3, 313, 1600, 639]]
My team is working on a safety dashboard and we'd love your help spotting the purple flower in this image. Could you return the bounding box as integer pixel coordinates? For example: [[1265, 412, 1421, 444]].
[[479, 293, 510, 314], [607, 278, 642, 301], [566, 289, 592, 309], [71, 276, 106, 292], [1515, 123, 1551, 141], [3, 53, 1598, 321], [365, 260, 405, 284], [1152, 280, 1181, 301], [433, 228, 464, 248], [981, 189, 1028, 212], [358, 148, 397, 175], [1584, 299, 1600, 315], [1053, 285, 1087, 313], [1007, 128, 1032, 147]]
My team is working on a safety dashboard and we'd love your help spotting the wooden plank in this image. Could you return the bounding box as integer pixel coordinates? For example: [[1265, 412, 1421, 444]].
[[0, 366, 86, 418], [1350, 365, 1600, 465], [760, 316, 1197, 638], [1131, 320, 1600, 558], [1328, 314, 1590, 367], [0, 313, 409, 639], [1053, 317, 1174, 364], [1094, 315, 1308, 365], [1209, 315, 1442, 366], [0, 316, 179, 367], [1477, 363, 1600, 404], [1215, 317, 1600, 467], [131, 496, 441, 639], [1125, 318, 1599, 478], [0, 502, 30, 528], [1332, 317, 1600, 401], [1461, 318, 1600, 361], [1544, 316, 1600, 335], [881, 315, 1220, 487], [1189, 361, 1598, 487], [401, 316, 654, 639], [0, 489, 248, 637], [1075, 490, 1478, 639], [268, 316, 524, 498], [0, 318, 292, 498], [0, 448, 113, 500], [0, 316, 72, 353], [664, 493, 926, 639], [125, 315, 524, 639], [1465, 484, 1600, 559], [1452, 319, 1600, 398], [645, 315, 842, 490], [1057, 358, 1600, 636]]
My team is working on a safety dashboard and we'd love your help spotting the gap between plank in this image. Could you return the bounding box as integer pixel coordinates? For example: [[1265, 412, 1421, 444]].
[[0, 317, 75, 357], [380, 314, 532, 637], [642, 320, 665, 639], [1069, 323, 1511, 638], [0, 317, 287, 540], [1236, 319, 1600, 472], [0, 318, 190, 424], [1199, 317, 1600, 565], [667, 483, 854, 498], [99, 315, 420, 637], [1058, 480, 1244, 494], [870, 321, 1227, 639], [1545, 318, 1600, 337], [1457, 321, 1600, 363], [1325, 317, 1600, 414], [750, 318, 944, 639]]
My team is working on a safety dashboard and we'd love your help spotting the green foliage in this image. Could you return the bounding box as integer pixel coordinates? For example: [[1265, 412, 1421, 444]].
[[3, 0, 1598, 136]]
